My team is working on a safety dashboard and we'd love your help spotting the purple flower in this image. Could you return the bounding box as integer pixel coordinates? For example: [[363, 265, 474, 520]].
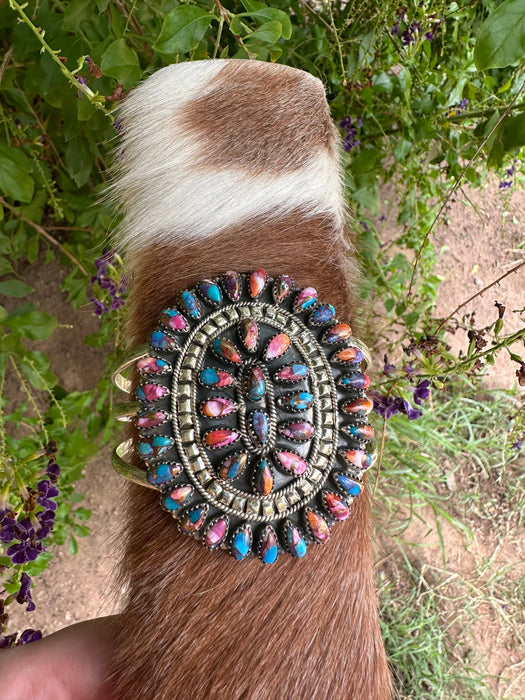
[[46, 459, 61, 483], [16, 573, 35, 612], [76, 75, 88, 99], [499, 181, 512, 189], [396, 397, 423, 420], [404, 364, 415, 375], [7, 539, 44, 565], [35, 509, 56, 541], [412, 379, 431, 405], [18, 629, 42, 645], [89, 297, 110, 317], [425, 31, 434, 41], [0, 516, 19, 544], [339, 116, 362, 152], [37, 480, 59, 512], [94, 248, 115, 278], [383, 354, 397, 376], [372, 394, 400, 418]]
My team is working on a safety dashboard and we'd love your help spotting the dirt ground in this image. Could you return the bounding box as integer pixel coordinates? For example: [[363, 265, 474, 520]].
[[5, 180, 525, 697]]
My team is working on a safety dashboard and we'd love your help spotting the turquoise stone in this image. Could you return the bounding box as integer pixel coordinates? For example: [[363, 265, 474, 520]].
[[218, 452, 248, 480], [159, 308, 188, 332], [199, 367, 235, 388], [245, 366, 266, 401], [180, 290, 200, 319], [252, 410, 269, 445], [136, 356, 170, 375], [150, 330, 178, 352], [212, 338, 242, 364], [342, 424, 374, 441], [253, 458, 273, 496], [274, 363, 309, 384], [179, 504, 209, 534], [230, 524, 252, 560], [335, 473, 362, 498], [258, 526, 279, 564], [198, 278, 222, 305], [223, 271, 242, 301], [310, 304, 336, 326], [294, 287, 318, 311], [272, 274, 293, 303], [338, 372, 370, 390], [138, 435, 173, 459], [162, 484, 193, 512], [362, 452, 374, 470], [147, 462, 182, 486], [278, 392, 314, 412], [283, 521, 307, 558]]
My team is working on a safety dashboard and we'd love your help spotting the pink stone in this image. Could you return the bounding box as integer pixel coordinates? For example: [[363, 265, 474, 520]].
[[265, 333, 290, 360], [249, 269, 267, 298], [239, 318, 259, 353], [324, 491, 350, 520], [138, 383, 169, 401], [200, 397, 237, 418], [306, 510, 331, 544], [204, 517, 229, 549], [275, 450, 308, 475], [294, 287, 318, 311], [323, 323, 352, 344], [223, 271, 242, 301], [278, 421, 314, 442], [274, 363, 309, 383], [136, 409, 169, 430], [136, 356, 170, 375], [204, 429, 239, 450]]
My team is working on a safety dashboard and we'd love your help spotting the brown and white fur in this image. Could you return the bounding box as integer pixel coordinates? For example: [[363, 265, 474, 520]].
[[110, 59, 392, 700]]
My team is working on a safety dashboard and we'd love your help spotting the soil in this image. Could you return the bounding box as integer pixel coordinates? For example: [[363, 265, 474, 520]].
[[4, 181, 525, 698]]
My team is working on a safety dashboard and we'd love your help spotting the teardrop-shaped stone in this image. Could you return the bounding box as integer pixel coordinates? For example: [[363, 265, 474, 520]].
[[272, 274, 293, 303], [245, 366, 266, 401], [199, 367, 236, 388], [278, 421, 314, 442], [294, 287, 318, 312], [252, 411, 269, 445], [275, 451, 308, 475], [334, 473, 362, 498], [179, 504, 209, 534], [339, 449, 369, 470], [341, 397, 373, 416], [147, 462, 182, 486], [338, 372, 370, 390], [248, 269, 267, 298], [218, 452, 248, 480], [162, 484, 193, 512], [258, 526, 279, 564], [223, 271, 242, 301], [278, 392, 314, 412], [137, 356, 171, 375], [323, 323, 352, 344], [362, 452, 375, 470], [212, 337, 242, 364], [239, 318, 259, 353], [201, 397, 238, 418], [138, 435, 173, 459], [265, 333, 290, 360], [150, 330, 178, 352], [180, 290, 200, 319], [204, 429, 239, 450], [342, 424, 374, 441], [323, 491, 350, 520], [136, 383, 169, 402], [230, 524, 252, 560], [274, 363, 309, 384], [253, 458, 274, 496], [136, 409, 170, 430], [310, 304, 336, 326], [332, 346, 364, 365], [283, 521, 307, 558], [160, 308, 188, 332], [203, 516, 229, 549], [198, 278, 222, 305], [305, 510, 331, 544]]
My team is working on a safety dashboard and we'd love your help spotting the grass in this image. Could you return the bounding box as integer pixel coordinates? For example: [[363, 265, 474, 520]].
[[375, 378, 525, 698]]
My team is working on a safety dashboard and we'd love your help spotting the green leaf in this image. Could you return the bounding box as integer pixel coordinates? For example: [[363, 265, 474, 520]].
[[69, 534, 79, 554], [232, 7, 292, 39], [475, 0, 525, 69], [154, 6, 213, 54], [0, 258, 14, 275], [243, 21, 282, 45], [101, 38, 141, 88], [19, 351, 57, 390], [25, 550, 53, 576], [0, 145, 34, 203], [0, 279, 34, 297], [65, 135, 93, 188], [62, 0, 97, 32], [5, 310, 58, 340]]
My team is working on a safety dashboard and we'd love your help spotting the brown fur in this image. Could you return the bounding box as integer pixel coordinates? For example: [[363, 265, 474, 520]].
[[180, 62, 336, 172], [110, 211, 392, 699]]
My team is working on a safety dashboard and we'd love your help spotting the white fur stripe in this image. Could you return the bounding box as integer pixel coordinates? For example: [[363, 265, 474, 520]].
[[111, 60, 346, 254]]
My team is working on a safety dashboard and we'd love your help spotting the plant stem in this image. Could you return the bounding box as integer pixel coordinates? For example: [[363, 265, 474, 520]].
[[8, 0, 113, 120], [0, 196, 90, 277]]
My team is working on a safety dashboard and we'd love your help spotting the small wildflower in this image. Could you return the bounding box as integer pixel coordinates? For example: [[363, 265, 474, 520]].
[[7, 537, 44, 565], [90, 249, 127, 316], [36, 481, 59, 512], [18, 629, 42, 645], [499, 180, 512, 190], [425, 31, 434, 41], [339, 116, 362, 152], [513, 440, 523, 450], [372, 393, 400, 418], [412, 379, 431, 405], [46, 459, 61, 483], [495, 301, 506, 319], [16, 573, 35, 612], [76, 75, 88, 99], [383, 354, 397, 376]]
